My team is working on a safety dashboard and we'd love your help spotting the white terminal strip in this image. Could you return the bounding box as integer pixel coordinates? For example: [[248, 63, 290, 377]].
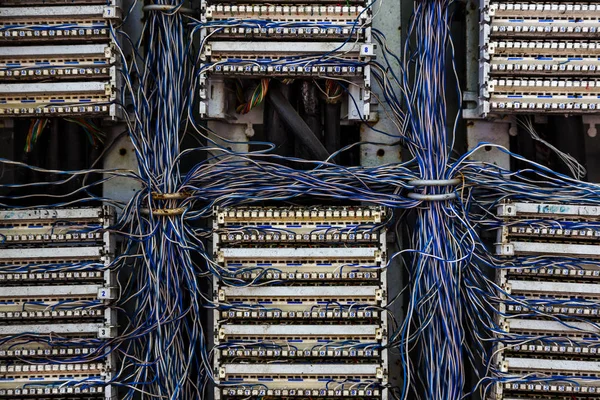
[[213, 206, 389, 399]]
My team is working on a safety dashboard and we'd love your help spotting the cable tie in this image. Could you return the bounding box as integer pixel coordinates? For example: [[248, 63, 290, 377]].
[[407, 193, 457, 201], [140, 207, 186, 216], [142, 5, 195, 14], [151, 192, 191, 200], [407, 179, 461, 188], [407, 179, 461, 201]]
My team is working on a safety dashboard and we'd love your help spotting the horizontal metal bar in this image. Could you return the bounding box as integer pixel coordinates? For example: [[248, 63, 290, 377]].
[[222, 363, 381, 376], [505, 357, 600, 374], [489, 79, 600, 95], [505, 202, 600, 217], [219, 247, 379, 260], [507, 318, 600, 335], [0, 246, 103, 260], [221, 286, 380, 298], [502, 241, 600, 258], [0, 82, 107, 95], [509, 280, 600, 297], [0, 323, 103, 335], [220, 324, 379, 336], [514, 241, 600, 257], [0, 6, 106, 17], [0, 44, 112, 63], [0, 208, 103, 221], [209, 41, 361, 54], [0, 284, 101, 298], [0, 44, 108, 58]]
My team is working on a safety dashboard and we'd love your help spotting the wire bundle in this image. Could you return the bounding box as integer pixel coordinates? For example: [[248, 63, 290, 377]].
[[235, 79, 270, 114], [24, 118, 49, 152], [106, 1, 212, 398]]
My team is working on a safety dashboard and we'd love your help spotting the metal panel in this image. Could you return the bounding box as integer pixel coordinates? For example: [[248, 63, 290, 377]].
[[220, 285, 380, 298], [0, 246, 103, 260], [220, 324, 380, 336], [0, 323, 105, 336], [0, 207, 103, 221], [0, 82, 107, 95], [499, 202, 600, 218], [507, 318, 600, 335], [0, 5, 107, 17], [505, 357, 600, 374], [219, 247, 380, 259], [0, 284, 101, 298], [466, 120, 512, 170], [222, 363, 381, 376], [360, 0, 401, 162], [507, 241, 600, 258], [508, 280, 600, 297], [0, 44, 109, 58]]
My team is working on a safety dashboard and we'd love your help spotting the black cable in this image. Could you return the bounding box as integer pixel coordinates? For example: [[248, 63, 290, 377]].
[[266, 82, 330, 161]]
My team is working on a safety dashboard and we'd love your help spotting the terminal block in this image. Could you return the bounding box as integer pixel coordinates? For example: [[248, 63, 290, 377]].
[[218, 364, 384, 399], [496, 201, 600, 258], [479, 1, 600, 116], [0, 44, 116, 82], [218, 247, 383, 285], [504, 263, 600, 283], [0, 5, 121, 44], [491, 200, 600, 400], [0, 207, 117, 399], [205, 5, 368, 40], [203, 41, 368, 77], [0, 2, 123, 119], [218, 286, 383, 323], [494, 356, 600, 397], [213, 206, 389, 400], [215, 205, 386, 245], [199, 0, 374, 120], [493, 316, 600, 399], [218, 343, 382, 362], [0, 74, 120, 118], [500, 338, 600, 361], [215, 206, 387, 285], [215, 205, 386, 223]]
